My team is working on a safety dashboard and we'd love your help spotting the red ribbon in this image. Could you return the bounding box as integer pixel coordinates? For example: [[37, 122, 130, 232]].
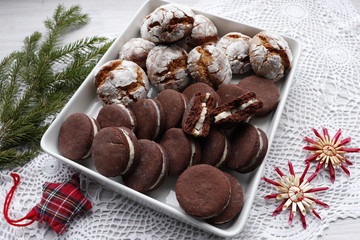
[[3, 173, 36, 227]]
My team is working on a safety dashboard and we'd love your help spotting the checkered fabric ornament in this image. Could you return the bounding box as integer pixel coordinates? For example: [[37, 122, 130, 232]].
[[4, 173, 92, 235]]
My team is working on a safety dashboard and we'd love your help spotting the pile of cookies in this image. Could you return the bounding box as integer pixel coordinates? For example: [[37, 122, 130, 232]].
[[58, 3, 293, 225]]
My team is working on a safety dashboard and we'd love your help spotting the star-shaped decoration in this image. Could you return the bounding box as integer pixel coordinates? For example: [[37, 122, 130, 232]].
[[263, 161, 329, 229], [304, 128, 360, 183], [4, 173, 92, 235]]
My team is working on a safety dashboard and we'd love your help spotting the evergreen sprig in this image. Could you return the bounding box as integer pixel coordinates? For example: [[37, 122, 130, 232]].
[[0, 5, 114, 169]]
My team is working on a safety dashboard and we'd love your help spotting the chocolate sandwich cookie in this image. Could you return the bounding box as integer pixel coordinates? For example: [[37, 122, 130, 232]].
[[176, 164, 231, 219], [59, 113, 99, 160], [92, 127, 140, 177], [211, 92, 263, 128], [237, 75, 280, 117], [207, 172, 244, 224], [96, 104, 136, 131], [156, 89, 188, 130], [159, 128, 201, 176], [131, 98, 165, 140], [200, 128, 231, 167], [226, 123, 268, 173], [182, 92, 215, 137], [216, 84, 247, 105], [182, 82, 219, 106], [123, 139, 169, 192]]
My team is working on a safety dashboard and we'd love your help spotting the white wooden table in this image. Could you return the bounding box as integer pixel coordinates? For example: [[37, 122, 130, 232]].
[[1, 0, 359, 239]]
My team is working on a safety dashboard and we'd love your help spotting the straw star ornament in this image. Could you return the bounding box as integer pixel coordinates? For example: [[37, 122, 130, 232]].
[[303, 128, 360, 183], [263, 161, 329, 229]]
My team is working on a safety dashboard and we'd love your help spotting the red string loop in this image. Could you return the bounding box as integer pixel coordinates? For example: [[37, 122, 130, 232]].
[[3, 173, 36, 227]]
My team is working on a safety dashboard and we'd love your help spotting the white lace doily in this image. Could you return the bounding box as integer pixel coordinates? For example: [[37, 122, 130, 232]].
[[2, 0, 360, 239]]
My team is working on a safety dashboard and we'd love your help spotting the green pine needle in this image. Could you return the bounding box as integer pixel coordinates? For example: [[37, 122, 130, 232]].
[[0, 4, 114, 169]]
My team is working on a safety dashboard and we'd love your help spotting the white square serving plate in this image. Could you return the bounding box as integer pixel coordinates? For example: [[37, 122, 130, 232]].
[[41, 0, 301, 237]]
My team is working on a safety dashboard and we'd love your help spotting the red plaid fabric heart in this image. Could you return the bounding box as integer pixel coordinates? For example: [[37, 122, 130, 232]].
[[4, 173, 92, 234]]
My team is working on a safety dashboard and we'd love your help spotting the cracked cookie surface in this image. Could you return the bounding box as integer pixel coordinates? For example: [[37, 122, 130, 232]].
[[176, 14, 218, 52], [119, 38, 155, 69], [146, 44, 191, 92], [217, 32, 251, 74], [249, 31, 293, 82], [187, 44, 232, 89], [140, 3, 195, 43], [94, 60, 150, 107]]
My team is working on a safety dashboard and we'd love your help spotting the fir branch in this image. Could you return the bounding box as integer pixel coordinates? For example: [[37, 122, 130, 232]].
[[0, 149, 37, 169], [0, 5, 113, 169], [49, 36, 108, 62]]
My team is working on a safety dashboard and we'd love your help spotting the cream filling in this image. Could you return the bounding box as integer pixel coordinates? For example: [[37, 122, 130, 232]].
[[214, 99, 258, 123], [187, 137, 197, 168], [116, 103, 135, 131], [149, 99, 161, 139], [215, 136, 229, 168], [81, 117, 99, 159], [119, 128, 135, 174], [193, 93, 210, 136], [149, 145, 167, 191]]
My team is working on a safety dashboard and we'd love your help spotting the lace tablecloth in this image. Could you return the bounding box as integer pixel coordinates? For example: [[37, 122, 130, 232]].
[[1, 0, 360, 239]]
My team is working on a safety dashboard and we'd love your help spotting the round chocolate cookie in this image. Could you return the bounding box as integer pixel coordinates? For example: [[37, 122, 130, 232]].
[[140, 3, 195, 43], [59, 113, 99, 160], [237, 75, 280, 117], [187, 44, 232, 89], [176, 164, 231, 219], [159, 128, 201, 176], [146, 44, 191, 92], [131, 98, 165, 140], [96, 104, 136, 131], [182, 92, 215, 137], [200, 128, 230, 168], [92, 127, 140, 177], [123, 139, 169, 192], [182, 82, 220, 106], [226, 123, 268, 173], [216, 84, 247, 105], [156, 89, 188, 130], [207, 172, 244, 224]]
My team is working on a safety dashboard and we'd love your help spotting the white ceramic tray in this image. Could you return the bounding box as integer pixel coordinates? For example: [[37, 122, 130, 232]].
[[41, 0, 301, 237]]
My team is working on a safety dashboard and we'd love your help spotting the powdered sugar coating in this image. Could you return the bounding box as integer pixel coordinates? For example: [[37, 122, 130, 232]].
[[249, 31, 293, 82], [119, 38, 155, 69], [187, 44, 232, 89], [146, 44, 191, 91], [94, 60, 150, 106], [217, 32, 251, 74], [140, 4, 195, 43], [176, 14, 218, 52]]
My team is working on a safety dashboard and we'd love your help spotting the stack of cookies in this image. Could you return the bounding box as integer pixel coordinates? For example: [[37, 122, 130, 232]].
[[58, 3, 293, 225]]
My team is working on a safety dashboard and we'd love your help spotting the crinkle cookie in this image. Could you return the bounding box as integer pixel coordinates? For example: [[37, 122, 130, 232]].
[[140, 4, 195, 43], [176, 14, 218, 52], [187, 44, 232, 89], [249, 31, 293, 82], [119, 38, 155, 69], [146, 44, 191, 92], [217, 32, 251, 74], [94, 60, 150, 107]]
